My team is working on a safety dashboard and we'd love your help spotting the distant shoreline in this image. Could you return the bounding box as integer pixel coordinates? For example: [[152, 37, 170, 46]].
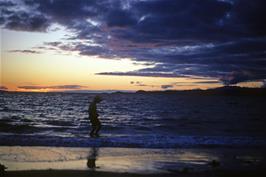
[[134, 86, 266, 96], [1, 86, 266, 96]]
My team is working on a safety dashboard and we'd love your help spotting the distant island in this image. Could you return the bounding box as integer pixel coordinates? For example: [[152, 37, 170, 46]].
[[135, 86, 266, 96]]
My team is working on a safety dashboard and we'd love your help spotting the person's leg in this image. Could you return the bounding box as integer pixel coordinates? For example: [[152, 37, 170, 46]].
[[90, 125, 96, 137], [94, 124, 101, 136]]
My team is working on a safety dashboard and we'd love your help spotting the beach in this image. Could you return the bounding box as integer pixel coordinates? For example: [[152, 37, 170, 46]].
[[1, 146, 266, 177]]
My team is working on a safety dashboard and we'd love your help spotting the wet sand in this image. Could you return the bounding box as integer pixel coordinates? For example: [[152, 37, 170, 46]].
[[4, 169, 266, 177], [1, 146, 266, 176]]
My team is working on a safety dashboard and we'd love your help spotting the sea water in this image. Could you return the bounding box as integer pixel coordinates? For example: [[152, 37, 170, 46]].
[[0, 92, 266, 148]]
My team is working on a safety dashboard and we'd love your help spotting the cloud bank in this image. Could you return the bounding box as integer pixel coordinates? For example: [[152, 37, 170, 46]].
[[17, 85, 85, 90], [1, 0, 266, 85], [8, 49, 42, 54], [0, 86, 8, 90]]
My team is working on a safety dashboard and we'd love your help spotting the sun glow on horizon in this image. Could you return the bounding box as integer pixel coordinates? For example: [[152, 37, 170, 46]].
[[0, 29, 223, 92], [1, 26, 262, 92]]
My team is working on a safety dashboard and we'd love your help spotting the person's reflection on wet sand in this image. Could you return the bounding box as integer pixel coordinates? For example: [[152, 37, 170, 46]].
[[87, 147, 99, 170]]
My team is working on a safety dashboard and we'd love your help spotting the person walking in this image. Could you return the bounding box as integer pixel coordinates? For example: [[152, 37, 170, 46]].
[[88, 96, 103, 137]]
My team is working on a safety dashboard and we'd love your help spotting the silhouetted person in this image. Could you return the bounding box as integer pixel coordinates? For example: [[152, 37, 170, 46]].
[[87, 147, 99, 169], [89, 96, 103, 137]]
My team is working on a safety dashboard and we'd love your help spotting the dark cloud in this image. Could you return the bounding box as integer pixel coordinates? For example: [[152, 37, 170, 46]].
[[97, 71, 181, 78], [220, 71, 258, 85], [18, 85, 85, 90], [31, 0, 100, 24], [4, 11, 50, 32], [9, 49, 41, 54], [106, 8, 137, 27], [232, 0, 266, 36], [193, 81, 221, 84], [0, 1, 15, 7], [1, 0, 266, 85], [161, 85, 174, 89], [130, 80, 219, 89], [161, 80, 221, 89], [43, 41, 62, 46], [129, 81, 156, 88], [0, 86, 8, 90], [173, 81, 221, 85]]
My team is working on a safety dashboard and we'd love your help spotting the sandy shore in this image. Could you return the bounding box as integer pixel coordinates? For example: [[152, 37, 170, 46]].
[[1, 146, 266, 176], [4, 169, 266, 177]]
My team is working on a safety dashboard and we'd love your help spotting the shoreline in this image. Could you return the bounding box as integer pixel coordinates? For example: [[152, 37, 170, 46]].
[[4, 169, 266, 177], [1, 146, 266, 175], [1, 134, 266, 148]]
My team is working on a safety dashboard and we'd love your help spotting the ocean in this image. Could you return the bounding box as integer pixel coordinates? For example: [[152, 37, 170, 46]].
[[0, 92, 266, 148]]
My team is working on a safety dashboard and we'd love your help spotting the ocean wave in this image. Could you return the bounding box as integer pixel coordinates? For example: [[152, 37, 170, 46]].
[[0, 107, 23, 113], [0, 122, 45, 133], [1, 134, 266, 148], [44, 120, 74, 126]]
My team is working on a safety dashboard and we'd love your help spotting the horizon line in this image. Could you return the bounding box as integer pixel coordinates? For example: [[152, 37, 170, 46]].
[[0, 86, 265, 94]]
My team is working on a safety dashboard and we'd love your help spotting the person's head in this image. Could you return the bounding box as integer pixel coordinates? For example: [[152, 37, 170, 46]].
[[93, 95, 103, 103]]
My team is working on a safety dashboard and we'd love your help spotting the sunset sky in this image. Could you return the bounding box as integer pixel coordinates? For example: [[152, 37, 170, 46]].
[[1, 0, 265, 92]]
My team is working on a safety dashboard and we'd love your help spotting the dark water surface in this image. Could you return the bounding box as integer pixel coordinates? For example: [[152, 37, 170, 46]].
[[0, 92, 266, 148]]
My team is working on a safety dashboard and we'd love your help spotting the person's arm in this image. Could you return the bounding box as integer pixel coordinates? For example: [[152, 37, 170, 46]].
[[95, 104, 99, 118], [89, 104, 98, 118]]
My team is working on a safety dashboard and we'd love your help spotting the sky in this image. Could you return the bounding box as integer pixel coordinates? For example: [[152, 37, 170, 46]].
[[0, 0, 266, 92]]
